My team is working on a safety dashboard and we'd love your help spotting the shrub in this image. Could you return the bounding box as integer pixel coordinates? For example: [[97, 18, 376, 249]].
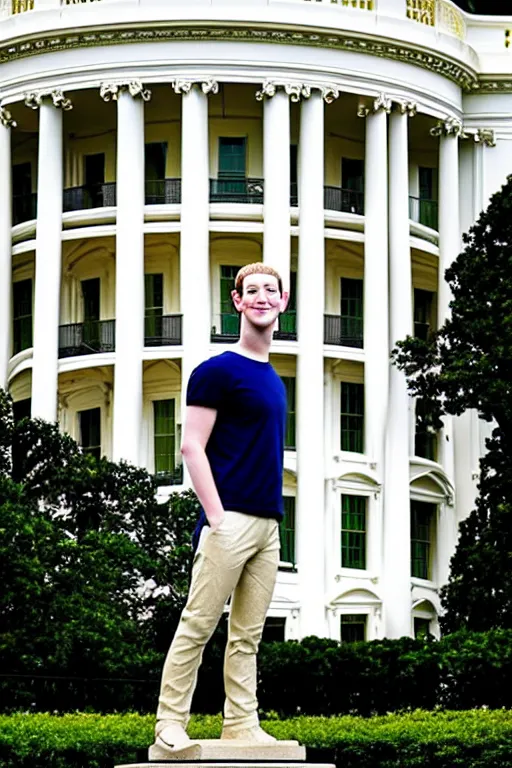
[[1, 711, 512, 768]]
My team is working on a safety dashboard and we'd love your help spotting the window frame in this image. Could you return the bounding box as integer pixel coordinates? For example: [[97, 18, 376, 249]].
[[410, 499, 437, 581], [341, 494, 367, 570], [340, 381, 364, 454], [77, 406, 102, 461]]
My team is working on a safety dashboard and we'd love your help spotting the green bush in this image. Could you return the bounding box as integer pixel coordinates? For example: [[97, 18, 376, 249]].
[[1, 711, 512, 768]]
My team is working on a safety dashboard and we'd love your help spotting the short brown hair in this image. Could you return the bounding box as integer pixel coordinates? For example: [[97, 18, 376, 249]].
[[234, 263, 283, 296]]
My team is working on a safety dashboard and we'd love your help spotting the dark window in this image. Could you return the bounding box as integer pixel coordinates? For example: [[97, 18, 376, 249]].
[[342, 158, 364, 193], [415, 398, 438, 461], [418, 168, 438, 229], [12, 398, 31, 423], [340, 614, 367, 643], [414, 617, 431, 639], [219, 265, 242, 335], [81, 278, 101, 349], [218, 137, 246, 178], [145, 274, 164, 340], [280, 496, 296, 566], [12, 162, 32, 197], [290, 145, 298, 184], [341, 278, 363, 344], [84, 153, 105, 186], [79, 407, 101, 460], [419, 167, 434, 200], [414, 289, 434, 341], [13, 279, 32, 355], [341, 382, 364, 453], [281, 377, 296, 450], [145, 142, 167, 181], [154, 399, 176, 479], [341, 495, 366, 569], [262, 617, 286, 643], [411, 501, 435, 580]]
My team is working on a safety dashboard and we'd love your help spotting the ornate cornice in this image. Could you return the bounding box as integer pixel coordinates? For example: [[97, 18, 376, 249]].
[[472, 128, 496, 147], [0, 106, 16, 128], [171, 78, 219, 95], [430, 117, 465, 138], [24, 89, 73, 110], [255, 80, 338, 103], [99, 81, 151, 102], [0, 24, 478, 92], [472, 80, 512, 93]]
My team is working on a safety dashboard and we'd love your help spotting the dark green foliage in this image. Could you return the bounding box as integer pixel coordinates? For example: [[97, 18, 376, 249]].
[[1, 711, 512, 768], [392, 175, 512, 633], [257, 631, 512, 716], [0, 389, 199, 712]]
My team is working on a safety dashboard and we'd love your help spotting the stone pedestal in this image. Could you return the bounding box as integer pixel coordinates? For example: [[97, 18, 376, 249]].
[[116, 738, 335, 768]]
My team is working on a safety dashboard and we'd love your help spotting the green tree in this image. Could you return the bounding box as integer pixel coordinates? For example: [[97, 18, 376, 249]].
[[393, 175, 512, 633], [0, 389, 199, 709]]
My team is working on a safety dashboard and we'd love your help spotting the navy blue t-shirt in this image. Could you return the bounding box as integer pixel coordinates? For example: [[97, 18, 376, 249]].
[[186, 351, 287, 548]]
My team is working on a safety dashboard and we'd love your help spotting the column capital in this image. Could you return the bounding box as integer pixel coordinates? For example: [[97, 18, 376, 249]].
[[0, 106, 16, 128], [357, 93, 392, 118], [24, 89, 73, 111], [464, 128, 496, 147], [99, 81, 151, 102], [256, 80, 339, 104], [430, 117, 465, 138], [171, 78, 219, 96], [393, 98, 417, 117]]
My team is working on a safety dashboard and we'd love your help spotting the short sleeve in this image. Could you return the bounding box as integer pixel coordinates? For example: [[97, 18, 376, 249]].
[[186, 358, 227, 409]]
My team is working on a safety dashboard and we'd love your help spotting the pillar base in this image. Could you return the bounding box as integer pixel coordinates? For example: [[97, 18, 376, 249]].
[[145, 739, 306, 762]]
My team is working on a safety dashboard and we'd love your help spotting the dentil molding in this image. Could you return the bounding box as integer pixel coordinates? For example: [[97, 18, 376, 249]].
[[99, 81, 151, 101], [171, 78, 219, 95], [24, 89, 73, 110], [0, 105, 16, 128]]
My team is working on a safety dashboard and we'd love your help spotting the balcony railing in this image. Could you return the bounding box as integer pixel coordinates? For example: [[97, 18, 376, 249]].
[[58, 320, 115, 358], [144, 314, 182, 346], [210, 178, 264, 204], [324, 315, 363, 348], [63, 183, 116, 212], [211, 313, 240, 343], [145, 179, 181, 205], [274, 311, 297, 341], [155, 464, 184, 487], [324, 186, 364, 215], [409, 196, 438, 231], [13, 192, 37, 225], [406, 0, 466, 40]]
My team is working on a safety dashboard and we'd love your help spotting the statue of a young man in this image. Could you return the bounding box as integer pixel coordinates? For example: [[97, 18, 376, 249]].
[[153, 263, 289, 755]]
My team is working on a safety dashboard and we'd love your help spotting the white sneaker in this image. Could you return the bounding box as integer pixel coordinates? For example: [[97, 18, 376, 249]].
[[221, 725, 277, 743]]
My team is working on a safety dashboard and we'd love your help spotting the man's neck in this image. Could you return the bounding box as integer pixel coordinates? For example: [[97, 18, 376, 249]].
[[233, 322, 273, 362]]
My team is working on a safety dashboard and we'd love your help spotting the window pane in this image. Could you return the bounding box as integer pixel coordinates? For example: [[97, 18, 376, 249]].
[[411, 501, 435, 579], [79, 408, 101, 460], [154, 400, 176, 476], [414, 289, 434, 340], [262, 617, 286, 643], [280, 496, 296, 565], [219, 137, 246, 178], [13, 398, 31, 423], [281, 377, 296, 450], [145, 142, 167, 181], [13, 279, 33, 354], [414, 617, 431, 639], [341, 495, 366, 569], [341, 382, 364, 453], [340, 614, 366, 643], [342, 158, 364, 192]]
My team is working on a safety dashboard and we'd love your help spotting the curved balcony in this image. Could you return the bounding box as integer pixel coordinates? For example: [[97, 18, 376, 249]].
[[324, 315, 363, 348], [63, 183, 116, 212], [209, 178, 264, 205], [144, 314, 182, 346], [58, 320, 115, 359], [324, 186, 364, 216], [409, 196, 438, 231]]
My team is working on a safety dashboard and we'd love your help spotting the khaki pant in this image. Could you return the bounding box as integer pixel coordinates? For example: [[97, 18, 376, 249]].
[[157, 511, 280, 730]]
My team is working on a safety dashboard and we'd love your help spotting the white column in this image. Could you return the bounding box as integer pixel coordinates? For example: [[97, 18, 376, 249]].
[[257, 81, 291, 290], [296, 86, 337, 638], [384, 102, 415, 638], [361, 95, 390, 469], [174, 80, 216, 420], [101, 82, 150, 464], [432, 118, 462, 484], [29, 91, 70, 421], [0, 107, 15, 390]]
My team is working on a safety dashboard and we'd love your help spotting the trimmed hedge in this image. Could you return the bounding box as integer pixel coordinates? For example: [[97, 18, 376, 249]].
[[1, 711, 512, 768]]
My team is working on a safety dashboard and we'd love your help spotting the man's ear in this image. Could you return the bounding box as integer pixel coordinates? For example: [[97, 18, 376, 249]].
[[280, 290, 290, 313], [231, 288, 243, 312]]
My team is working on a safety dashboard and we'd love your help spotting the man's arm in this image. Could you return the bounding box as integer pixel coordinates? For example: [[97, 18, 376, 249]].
[[181, 405, 225, 531]]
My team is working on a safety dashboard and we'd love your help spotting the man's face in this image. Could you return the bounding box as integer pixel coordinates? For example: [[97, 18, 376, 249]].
[[231, 273, 289, 329]]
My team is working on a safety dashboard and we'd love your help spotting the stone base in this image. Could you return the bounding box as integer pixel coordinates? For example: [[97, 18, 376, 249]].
[[142, 738, 307, 763], [119, 763, 333, 768]]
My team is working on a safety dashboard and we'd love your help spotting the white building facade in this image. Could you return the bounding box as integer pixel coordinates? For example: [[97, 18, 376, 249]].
[[1, 0, 510, 643]]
